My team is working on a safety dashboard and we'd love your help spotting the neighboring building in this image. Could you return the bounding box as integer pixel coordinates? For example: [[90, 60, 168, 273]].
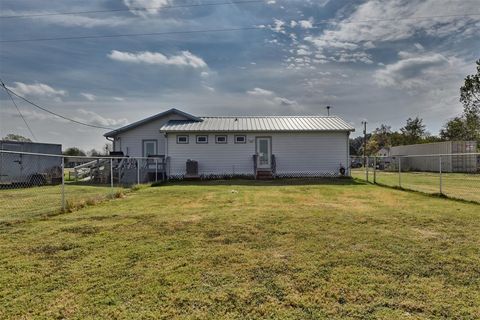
[[0, 140, 62, 185], [104, 108, 355, 179], [376, 147, 390, 157], [390, 141, 478, 173]]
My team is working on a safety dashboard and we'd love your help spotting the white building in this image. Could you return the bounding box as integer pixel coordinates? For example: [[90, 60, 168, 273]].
[[104, 108, 355, 179]]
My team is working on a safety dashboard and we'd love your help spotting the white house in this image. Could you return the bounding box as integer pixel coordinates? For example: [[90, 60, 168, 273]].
[[104, 108, 355, 179]]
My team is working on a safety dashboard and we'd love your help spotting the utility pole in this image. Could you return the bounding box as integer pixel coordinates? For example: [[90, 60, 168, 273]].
[[326, 106, 331, 116], [361, 121, 367, 167]]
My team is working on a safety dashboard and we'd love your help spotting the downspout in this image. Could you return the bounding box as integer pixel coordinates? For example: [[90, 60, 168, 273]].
[[347, 131, 351, 177], [106, 136, 114, 153]]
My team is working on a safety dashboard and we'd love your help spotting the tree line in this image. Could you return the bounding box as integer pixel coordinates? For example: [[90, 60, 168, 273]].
[[351, 60, 480, 156]]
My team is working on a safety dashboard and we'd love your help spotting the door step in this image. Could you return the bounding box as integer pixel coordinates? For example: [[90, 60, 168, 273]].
[[256, 170, 273, 180]]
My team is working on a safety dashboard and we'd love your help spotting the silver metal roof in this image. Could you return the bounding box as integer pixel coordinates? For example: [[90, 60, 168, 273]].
[[160, 116, 355, 132]]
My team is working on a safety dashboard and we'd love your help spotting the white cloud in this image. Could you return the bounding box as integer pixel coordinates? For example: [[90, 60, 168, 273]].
[[246, 87, 275, 96], [123, 0, 169, 16], [270, 19, 286, 33], [76, 109, 128, 127], [247, 88, 298, 107], [81, 93, 96, 101], [374, 53, 449, 88], [108, 50, 207, 68], [299, 19, 314, 29], [113, 97, 125, 101], [7, 82, 67, 98], [38, 14, 126, 28]]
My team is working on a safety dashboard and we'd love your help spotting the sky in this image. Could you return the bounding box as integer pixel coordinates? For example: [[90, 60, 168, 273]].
[[0, 0, 479, 150]]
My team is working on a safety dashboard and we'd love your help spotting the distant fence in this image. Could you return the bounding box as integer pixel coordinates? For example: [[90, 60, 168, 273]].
[[351, 153, 480, 203], [0, 150, 167, 219]]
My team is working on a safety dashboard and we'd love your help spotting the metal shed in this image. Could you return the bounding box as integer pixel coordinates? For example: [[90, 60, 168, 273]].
[[390, 141, 477, 173]]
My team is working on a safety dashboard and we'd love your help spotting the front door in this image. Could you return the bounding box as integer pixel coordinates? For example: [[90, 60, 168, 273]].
[[256, 137, 271, 169]]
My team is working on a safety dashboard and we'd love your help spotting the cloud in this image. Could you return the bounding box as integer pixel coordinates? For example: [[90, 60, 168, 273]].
[[38, 14, 126, 28], [113, 97, 125, 101], [76, 109, 128, 127], [247, 87, 298, 107], [7, 82, 67, 98], [81, 93, 96, 101], [123, 0, 169, 16], [299, 19, 314, 29], [246, 87, 275, 96], [108, 50, 208, 68], [374, 53, 449, 88]]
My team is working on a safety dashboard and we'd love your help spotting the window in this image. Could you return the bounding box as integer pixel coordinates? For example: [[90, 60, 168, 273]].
[[143, 140, 157, 157], [196, 135, 208, 144], [177, 135, 189, 144], [235, 135, 246, 144], [215, 135, 227, 144]]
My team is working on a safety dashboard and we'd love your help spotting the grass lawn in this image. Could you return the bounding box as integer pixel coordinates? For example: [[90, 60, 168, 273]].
[[1, 180, 479, 319], [0, 184, 128, 222], [351, 169, 480, 203]]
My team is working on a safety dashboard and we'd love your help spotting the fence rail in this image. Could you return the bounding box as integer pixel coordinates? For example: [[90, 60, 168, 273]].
[[0, 150, 167, 219], [351, 153, 480, 203]]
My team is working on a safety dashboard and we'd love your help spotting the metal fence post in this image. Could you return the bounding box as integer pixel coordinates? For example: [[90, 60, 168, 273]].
[[110, 158, 114, 194], [398, 157, 402, 188], [373, 156, 377, 184], [61, 156, 65, 211], [365, 156, 369, 182], [155, 158, 158, 182], [137, 158, 140, 185], [439, 155, 443, 194]]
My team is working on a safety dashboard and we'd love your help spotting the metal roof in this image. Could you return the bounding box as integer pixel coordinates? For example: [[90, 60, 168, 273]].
[[160, 116, 355, 132], [104, 108, 201, 137]]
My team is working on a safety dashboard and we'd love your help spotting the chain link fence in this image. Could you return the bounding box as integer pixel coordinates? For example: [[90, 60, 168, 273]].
[[351, 153, 480, 203], [0, 150, 166, 221]]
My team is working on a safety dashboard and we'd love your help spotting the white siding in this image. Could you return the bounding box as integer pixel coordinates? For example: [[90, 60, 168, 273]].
[[166, 132, 349, 177], [112, 114, 191, 157]]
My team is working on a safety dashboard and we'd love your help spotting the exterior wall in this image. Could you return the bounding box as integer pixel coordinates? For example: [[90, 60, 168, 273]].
[[166, 131, 349, 178], [112, 114, 191, 157]]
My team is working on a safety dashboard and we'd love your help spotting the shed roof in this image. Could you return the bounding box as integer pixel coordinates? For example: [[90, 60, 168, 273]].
[[160, 116, 354, 132]]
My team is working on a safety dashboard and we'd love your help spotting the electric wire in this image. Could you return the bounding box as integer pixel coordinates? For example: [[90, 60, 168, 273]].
[[1, 81, 114, 130]]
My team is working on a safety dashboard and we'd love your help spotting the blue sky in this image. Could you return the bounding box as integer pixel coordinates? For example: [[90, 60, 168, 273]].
[[1, 0, 479, 150]]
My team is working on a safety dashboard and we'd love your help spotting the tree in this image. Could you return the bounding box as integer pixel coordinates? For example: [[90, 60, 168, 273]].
[[2, 133, 32, 142], [88, 149, 102, 157], [441, 60, 480, 142], [400, 117, 427, 144], [63, 147, 86, 156]]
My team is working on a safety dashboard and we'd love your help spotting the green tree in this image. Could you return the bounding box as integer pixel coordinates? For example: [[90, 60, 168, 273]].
[[441, 60, 480, 142], [63, 147, 86, 156], [2, 133, 32, 142], [400, 117, 427, 144]]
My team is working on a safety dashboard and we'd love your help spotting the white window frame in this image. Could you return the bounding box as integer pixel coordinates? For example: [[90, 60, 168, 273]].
[[215, 135, 227, 144], [177, 135, 189, 144], [196, 135, 208, 144], [142, 140, 158, 157], [234, 135, 246, 144]]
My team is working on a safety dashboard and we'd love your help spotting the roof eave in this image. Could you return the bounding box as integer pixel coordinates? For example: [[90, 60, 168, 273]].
[[104, 108, 201, 138]]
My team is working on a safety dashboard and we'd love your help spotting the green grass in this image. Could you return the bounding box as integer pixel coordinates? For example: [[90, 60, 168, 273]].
[[1, 180, 480, 319], [0, 184, 129, 222], [351, 169, 480, 203]]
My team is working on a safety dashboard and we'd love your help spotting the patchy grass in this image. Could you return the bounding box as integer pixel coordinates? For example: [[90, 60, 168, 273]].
[[0, 180, 479, 319], [0, 184, 130, 222], [352, 169, 480, 203]]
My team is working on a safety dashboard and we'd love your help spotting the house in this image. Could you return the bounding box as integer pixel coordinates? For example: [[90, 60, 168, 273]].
[[376, 147, 390, 157], [0, 140, 62, 186], [390, 141, 478, 173], [104, 108, 355, 179]]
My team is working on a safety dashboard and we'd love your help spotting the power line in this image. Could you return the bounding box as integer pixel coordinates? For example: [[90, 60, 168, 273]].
[[0, 0, 265, 19], [0, 79, 37, 141], [1, 13, 479, 44], [1, 81, 115, 130]]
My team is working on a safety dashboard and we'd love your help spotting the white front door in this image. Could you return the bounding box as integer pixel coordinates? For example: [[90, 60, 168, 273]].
[[256, 137, 271, 169]]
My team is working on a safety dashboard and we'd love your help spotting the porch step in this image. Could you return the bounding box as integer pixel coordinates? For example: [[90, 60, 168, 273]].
[[256, 170, 273, 180]]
